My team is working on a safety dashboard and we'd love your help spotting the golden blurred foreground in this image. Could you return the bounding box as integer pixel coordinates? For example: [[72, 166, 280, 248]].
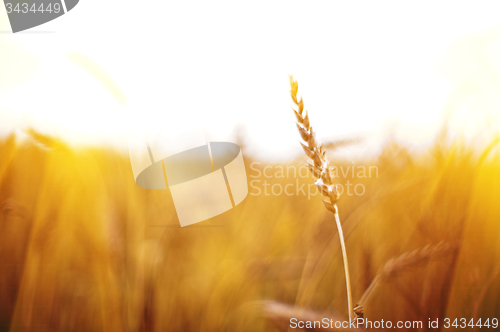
[[1, 129, 500, 331]]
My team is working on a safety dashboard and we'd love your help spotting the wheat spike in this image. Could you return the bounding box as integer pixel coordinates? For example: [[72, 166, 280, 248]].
[[291, 77, 339, 206], [290, 76, 353, 321]]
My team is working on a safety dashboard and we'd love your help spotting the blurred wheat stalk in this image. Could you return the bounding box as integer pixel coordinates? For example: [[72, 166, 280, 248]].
[[290, 76, 354, 321]]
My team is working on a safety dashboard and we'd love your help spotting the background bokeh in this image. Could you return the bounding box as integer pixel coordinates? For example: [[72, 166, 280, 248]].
[[2, 2, 500, 331], [1, 129, 500, 331]]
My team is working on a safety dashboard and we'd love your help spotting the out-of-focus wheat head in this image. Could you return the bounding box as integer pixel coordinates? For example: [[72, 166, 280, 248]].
[[358, 242, 459, 308]]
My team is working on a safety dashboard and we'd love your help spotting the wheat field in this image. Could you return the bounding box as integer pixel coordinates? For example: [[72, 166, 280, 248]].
[[1, 119, 500, 331]]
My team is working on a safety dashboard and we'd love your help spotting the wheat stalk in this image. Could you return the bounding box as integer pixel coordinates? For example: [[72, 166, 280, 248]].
[[290, 76, 353, 321], [357, 242, 458, 309]]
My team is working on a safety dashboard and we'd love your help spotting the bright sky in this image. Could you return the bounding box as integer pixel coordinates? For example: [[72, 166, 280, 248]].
[[1, 1, 500, 159]]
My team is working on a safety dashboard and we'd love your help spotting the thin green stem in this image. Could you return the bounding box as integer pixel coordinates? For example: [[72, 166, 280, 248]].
[[333, 208, 353, 321]]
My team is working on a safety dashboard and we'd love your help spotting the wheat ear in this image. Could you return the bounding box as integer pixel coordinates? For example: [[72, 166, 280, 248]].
[[290, 76, 353, 321]]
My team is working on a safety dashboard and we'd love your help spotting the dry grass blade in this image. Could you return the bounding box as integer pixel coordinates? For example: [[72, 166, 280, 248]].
[[290, 76, 353, 321], [357, 242, 459, 308], [23, 128, 68, 151], [322, 137, 364, 151]]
